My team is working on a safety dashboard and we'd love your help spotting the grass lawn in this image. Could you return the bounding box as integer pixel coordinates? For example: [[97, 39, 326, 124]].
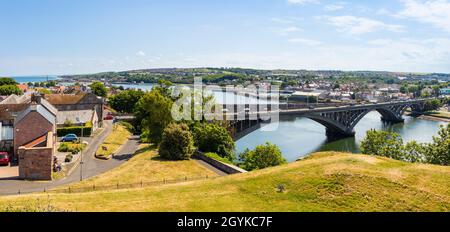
[[1, 152, 449, 212], [57, 144, 218, 190], [95, 124, 131, 159]]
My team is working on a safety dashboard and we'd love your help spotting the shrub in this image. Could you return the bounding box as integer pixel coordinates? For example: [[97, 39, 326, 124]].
[[65, 154, 73, 163], [57, 125, 92, 137], [360, 130, 405, 160], [240, 142, 287, 171], [191, 123, 235, 161], [58, 142, 85, 154], [159, 123, 195, 160]]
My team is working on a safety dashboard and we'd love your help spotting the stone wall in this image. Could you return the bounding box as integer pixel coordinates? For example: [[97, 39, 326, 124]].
[[18, 147, 53, 180], [194, 152, 247, 175], [18, 132, 54, 181]]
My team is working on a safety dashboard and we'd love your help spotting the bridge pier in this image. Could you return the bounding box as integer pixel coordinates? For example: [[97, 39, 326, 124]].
[[326, 128, 356, 140]]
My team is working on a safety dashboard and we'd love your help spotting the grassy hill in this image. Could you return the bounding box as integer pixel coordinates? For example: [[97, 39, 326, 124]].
[[1, 152, 450, 212]]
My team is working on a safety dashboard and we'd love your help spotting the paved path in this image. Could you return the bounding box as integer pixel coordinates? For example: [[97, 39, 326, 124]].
[[194, 159, 228, 176], [0, 121, 140, 196]]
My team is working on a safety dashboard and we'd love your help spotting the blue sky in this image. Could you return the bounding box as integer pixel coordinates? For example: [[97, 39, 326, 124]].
[[1, 0, 450, 76]]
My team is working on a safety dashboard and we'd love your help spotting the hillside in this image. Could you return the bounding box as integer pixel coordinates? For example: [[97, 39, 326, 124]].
[[1, 152, 450, 212]]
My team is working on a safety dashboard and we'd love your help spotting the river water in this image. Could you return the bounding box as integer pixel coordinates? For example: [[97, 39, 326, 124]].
[[114, 83, 447, 162], [236, 112, 447, 162]]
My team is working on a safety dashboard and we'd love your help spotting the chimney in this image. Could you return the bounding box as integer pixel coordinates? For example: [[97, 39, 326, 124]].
[[31, 93, 42, 104]]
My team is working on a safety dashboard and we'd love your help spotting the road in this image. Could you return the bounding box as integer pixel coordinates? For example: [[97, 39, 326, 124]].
[[0, 121, 140, 196]]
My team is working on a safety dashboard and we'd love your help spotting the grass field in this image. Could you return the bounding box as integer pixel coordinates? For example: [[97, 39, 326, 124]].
[[1, 152, 449, 212], [57, 144, 218, 190], [95, 124, 131, 159]]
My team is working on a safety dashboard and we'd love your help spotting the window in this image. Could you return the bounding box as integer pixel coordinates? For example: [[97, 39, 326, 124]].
[[0, 123, 13, 141]]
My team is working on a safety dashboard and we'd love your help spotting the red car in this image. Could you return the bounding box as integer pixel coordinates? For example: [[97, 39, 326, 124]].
[[0, 152, 9, 166], [104, 114, 114, 120]]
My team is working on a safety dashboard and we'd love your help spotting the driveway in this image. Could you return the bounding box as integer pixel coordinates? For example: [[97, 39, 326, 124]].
[[0, 121, 140, 196], [0, 165, 18, 180]]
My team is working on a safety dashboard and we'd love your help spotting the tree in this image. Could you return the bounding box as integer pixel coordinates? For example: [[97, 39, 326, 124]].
[[134, 89, 173, 144], [424, 124, 450, 166], [90, 81, 107, 97], [158, 123, 195, 160], [423, 99, 442, 112], [360, 130, 404, 160], [0, 85, 22, 95], [108, 89, 144, 113], [240, 142, 287, 171], [0, 77, 18, 86], [191, 123, 236, 161], [403, 141, 426, 163]]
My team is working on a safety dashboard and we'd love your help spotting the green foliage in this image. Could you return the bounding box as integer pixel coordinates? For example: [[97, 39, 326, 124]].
[[191, 123, 236, 161], [423, 99, 443, 112], [65, 154, 74, 163], [360, 126, 450, 166], [0, 85, 22, 95], [360, 130, 405, 160], [37, 88, 52, 94], [108, 89, 144, 113], [424, 124, 450, 166], [57, 125, 92, 137], [204, 152, 234, 165], [0, 77, 18, 86], [90, 81, 107, 97], [240, 142, 287, 171], [58, 142, 85, 154], [134, 89, 173, 144], [159, 123, 195, 160]]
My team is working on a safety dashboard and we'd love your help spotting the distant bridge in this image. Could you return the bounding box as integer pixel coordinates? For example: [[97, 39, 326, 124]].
[[227, 99, 433, 140]]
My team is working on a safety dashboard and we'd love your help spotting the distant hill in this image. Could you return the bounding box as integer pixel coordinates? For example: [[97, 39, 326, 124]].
[[1, 152, 449, 212]]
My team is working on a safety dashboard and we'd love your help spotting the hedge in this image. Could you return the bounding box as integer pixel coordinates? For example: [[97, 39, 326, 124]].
[[57, 126, 92, 137]]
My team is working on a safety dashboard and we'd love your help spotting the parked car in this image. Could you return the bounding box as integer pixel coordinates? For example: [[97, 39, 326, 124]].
[[104, 114, 114, 120], [61, 134, 79, 142], [0, 152, 9, 166]]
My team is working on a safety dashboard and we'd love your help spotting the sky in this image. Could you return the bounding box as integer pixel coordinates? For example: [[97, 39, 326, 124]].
[[1, 0, 450, 76]]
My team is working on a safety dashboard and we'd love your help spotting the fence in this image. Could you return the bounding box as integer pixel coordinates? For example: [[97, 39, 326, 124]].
[[44, 175, 215, 194]]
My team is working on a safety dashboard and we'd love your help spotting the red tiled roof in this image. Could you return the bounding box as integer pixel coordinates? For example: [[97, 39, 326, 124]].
[[44, 93, 86, 105]]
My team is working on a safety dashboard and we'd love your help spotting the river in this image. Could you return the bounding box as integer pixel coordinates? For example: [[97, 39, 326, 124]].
[[114, 83, 447, 163], [236, 112, 447, 162]]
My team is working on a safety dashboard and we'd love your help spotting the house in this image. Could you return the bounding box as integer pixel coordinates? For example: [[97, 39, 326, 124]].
[[57, 109, 99, 132], [16, 84, 29, 93], [43, 93, 104, 126], [0, 94, 57, 180]]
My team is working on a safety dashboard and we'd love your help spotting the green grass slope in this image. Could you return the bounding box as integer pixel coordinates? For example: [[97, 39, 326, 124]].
[[1, 152, 450, 212]]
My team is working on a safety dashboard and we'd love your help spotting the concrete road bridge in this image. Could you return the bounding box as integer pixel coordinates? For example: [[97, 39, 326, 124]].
[[226, 98, 434, 140]]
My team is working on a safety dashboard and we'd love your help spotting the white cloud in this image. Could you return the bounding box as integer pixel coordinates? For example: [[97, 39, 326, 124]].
[[288, 38, 322, 46], [324, 4, 345, 11], [279, 26, 302, 35], [287, 0, 319, 5], [397, 0, 450, 32], [136, 51, 146, 57], [368, 39, 393, 46], [324, 15, 404, 34]]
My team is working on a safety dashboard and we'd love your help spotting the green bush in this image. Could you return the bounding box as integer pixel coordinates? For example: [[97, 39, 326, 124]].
[[204, 152, 234, 165], [191, 123, 236, 161], [58, 142, 85, 154], [65, 154, 73, 163], [57, 125, 92, 137], [240, 142, 287, 171], [159, 123, 195, 160]]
